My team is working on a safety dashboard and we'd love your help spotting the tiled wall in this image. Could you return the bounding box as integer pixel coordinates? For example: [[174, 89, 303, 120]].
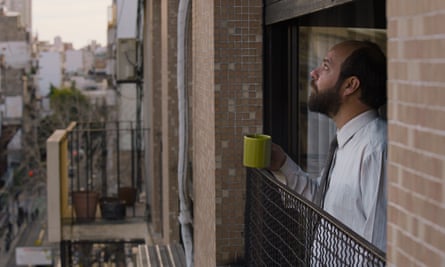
[[213, 1, 263, 264], [160, 0, 180, 243], [387, 0, 445, 265], [192, 0, 263, 265], [144, 0, 164, 236], [144, 0, 180, 243]]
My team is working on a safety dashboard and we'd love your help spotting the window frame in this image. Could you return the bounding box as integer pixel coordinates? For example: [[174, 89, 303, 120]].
[[263, 0, 386, 168]]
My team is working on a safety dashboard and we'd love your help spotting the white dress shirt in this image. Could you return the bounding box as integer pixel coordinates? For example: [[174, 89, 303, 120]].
[[280, 110, 387, 252]]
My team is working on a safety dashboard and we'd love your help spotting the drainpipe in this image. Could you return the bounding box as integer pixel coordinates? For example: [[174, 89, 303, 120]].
[[177, 0, 193, 267]]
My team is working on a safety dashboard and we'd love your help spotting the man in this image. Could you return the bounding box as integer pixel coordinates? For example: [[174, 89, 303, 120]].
[[269, 40, 387, 252]]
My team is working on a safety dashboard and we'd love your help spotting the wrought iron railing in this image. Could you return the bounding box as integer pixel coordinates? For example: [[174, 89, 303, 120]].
[[66, 121, 148, 222], [245, 168, 386, 266], [60, 239, 145, 266]]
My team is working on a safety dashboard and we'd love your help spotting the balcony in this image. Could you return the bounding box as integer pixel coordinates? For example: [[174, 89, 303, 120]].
[[47, 121, 187, 266], [46, 121, 152, 266], [244, 168, 386, 266], [47, 122, 385, 266]]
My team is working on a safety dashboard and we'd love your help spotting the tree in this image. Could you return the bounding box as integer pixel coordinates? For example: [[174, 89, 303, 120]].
[[49, 85, 93, 126], [22, 85, 109, 191]]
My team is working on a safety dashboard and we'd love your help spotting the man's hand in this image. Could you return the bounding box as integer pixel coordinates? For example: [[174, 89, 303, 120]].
[[269, 143, 287, 171]]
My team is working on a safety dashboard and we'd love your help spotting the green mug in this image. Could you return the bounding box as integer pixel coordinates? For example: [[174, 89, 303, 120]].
[[243, 134, 271, 168]]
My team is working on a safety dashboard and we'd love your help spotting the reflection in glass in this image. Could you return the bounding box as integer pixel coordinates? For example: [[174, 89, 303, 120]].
[[297, 27, 386, 177]]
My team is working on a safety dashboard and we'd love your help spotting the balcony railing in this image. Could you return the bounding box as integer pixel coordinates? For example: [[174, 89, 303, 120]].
[[245, 168, 386, 266], [47, 121, 157, 266], [66, 121, 148, 223], [60, 239, 145, 266]]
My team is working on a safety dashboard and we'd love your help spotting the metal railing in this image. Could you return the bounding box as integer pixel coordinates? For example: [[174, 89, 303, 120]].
[[245, 168, 386, 266], [60, 239, 145, 266], [66, 121, 148, 222]]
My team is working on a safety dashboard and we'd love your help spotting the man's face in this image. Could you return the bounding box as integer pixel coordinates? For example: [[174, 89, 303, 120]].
[[308, 44, 350, 117], [308, 76, 342, 116]]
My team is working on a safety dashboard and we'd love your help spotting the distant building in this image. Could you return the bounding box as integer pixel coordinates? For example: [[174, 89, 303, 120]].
[[34, 34, 115, 105], [107, 0, 138, 127], [2, 0, 32, 32], [37, 51, 62, 97], [0, 2, 32, 206], [0, 8, 30, 124], [0, 8, 30, 69], [116, 0, 137, 39], [65, 50, 83, 75]]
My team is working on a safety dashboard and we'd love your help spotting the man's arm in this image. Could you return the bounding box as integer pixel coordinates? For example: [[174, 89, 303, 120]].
[[269, 143, 319, 201]]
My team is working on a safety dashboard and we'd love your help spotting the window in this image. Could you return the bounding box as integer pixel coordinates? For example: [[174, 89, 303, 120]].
[[264, 0, 386, 175]]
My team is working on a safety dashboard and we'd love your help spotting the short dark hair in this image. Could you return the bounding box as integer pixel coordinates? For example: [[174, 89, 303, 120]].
[[339, 41, 387, 109]]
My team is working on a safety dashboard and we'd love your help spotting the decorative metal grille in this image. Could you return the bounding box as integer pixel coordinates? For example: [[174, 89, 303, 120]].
[[60, 239, 145, 266], [245, 168, 386, 266], [66, 121, 148, 222]]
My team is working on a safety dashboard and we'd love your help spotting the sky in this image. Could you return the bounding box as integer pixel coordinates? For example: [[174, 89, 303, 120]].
[[32, 0, 110, 49]]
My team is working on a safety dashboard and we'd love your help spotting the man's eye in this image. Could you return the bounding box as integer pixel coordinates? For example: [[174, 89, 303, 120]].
[[322, 64, 329, 70]]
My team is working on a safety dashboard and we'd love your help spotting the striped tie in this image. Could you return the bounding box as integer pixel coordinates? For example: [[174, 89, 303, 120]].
[[314, 136, 338, 208]]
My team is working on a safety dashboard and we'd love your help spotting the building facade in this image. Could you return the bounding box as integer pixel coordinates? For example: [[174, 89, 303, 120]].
[[139, 0, 444, 266], [386, 1, 445, 265], [3, 0, 32, 32]]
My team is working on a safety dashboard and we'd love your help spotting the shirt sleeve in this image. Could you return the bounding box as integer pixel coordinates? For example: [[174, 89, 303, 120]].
[[359, 148, 387, 252], [280, 155, 320, 202]]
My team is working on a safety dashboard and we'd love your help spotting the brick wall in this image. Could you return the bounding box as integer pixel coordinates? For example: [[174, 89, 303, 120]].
[[387, 0, 445, 265]]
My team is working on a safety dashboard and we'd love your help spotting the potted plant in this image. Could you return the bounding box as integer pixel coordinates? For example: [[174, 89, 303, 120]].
[[118, 186, 137, 206], [99, 196, 126, 220], [72, 190, 99, 222]]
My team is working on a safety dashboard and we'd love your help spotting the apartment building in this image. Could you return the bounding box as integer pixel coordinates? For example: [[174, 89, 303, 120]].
[[43, 0, 445, 265], [141, 0, 445, 266]]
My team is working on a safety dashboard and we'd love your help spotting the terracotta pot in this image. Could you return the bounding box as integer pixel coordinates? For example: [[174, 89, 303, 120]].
[[72, 191, 98, 222], [118, 187, 137, 206]]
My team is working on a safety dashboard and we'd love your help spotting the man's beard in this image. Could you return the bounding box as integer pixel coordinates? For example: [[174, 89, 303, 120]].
[[308, 79, 342, 117]]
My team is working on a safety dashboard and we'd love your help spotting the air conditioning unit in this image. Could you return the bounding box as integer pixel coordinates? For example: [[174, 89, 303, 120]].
[[116, 38, 137, 81]]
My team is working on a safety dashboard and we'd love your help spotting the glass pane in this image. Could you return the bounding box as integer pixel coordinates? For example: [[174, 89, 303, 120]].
[[297, 27, 386, 177]]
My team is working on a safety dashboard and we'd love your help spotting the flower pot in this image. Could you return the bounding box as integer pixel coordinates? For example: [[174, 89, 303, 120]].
[[72, 191, 98, 222], [100, 197, 126, 220], [118, 187, 137, 206]]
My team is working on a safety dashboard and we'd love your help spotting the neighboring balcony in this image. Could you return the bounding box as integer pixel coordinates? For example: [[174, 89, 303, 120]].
[[46, 121, 151, 266]]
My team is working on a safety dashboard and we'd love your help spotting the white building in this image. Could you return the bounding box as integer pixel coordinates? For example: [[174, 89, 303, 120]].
[[0, 9, 30, 123], [4, 96, 23, 121], [116, 0, 137, 39], [37, 51, 62, 97], [65, 50, 83, 74], [53, 36, 64, 52], [112, 0, 139, 126], [0, 41, 30, 69]]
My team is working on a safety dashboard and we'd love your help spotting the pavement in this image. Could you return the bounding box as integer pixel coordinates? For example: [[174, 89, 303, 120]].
[[1, 194, 52, 267]]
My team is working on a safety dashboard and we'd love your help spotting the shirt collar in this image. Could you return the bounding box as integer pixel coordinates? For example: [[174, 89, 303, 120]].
[[336, 110, 378, 148]]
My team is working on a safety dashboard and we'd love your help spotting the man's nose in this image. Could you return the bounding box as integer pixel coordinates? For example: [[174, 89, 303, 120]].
[[310, 68, 318, 80]]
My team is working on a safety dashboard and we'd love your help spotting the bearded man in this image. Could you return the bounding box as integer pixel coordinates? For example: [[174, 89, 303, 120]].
[[269, 40, 387, 253]]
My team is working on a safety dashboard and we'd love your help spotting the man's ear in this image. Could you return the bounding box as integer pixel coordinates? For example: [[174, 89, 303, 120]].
[[342, 76, 360, 96]]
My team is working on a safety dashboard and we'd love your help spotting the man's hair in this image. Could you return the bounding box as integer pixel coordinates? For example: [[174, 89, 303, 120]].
[[339, 40, 387, 109]]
